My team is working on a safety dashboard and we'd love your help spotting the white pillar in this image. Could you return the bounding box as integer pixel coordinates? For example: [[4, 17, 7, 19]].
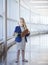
[[3, 0, 7, 64], [3, 0, 7, 47], [19, 0, 20, 19], [3, 0, 7, 65]]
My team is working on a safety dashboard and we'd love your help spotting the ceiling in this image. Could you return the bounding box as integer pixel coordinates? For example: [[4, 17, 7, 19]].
[[21, 0, 48, 16]]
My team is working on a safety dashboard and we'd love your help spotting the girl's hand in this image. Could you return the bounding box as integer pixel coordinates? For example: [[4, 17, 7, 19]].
[[13, 33, 15, 36], [28, 31, 30, 34], [13, 33, 18, 37]]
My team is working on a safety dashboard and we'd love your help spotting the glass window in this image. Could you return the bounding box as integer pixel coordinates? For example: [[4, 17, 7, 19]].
[[7, 19, 17, 37], [0, 0, 3, 40], [7, 0, 19, 20], [0, 0, 3, 15], [20, 6, 25, 19], [7, 0, 19, 37], [0, 17, 3, 40], [20, 6, 30, 23]]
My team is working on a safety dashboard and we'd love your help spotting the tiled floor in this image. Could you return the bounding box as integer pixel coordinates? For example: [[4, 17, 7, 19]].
[[1, 34, 48, 65]]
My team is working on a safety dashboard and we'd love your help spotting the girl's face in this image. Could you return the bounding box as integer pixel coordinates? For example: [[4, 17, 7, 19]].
[[19, 19, 24, 26]]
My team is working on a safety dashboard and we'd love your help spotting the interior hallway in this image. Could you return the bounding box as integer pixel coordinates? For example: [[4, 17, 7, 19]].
[[7, 34, 48, 65]]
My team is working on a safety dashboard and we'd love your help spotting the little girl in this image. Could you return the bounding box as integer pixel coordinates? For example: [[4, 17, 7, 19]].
[[13, 18, 30, 63]]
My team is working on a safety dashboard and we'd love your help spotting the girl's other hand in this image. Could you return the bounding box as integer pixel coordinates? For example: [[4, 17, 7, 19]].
[[28, 31, 30, 34]]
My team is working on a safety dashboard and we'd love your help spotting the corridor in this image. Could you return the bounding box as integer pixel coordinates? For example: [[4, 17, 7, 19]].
[[0, 0, 48, 65], [7, 34, 48, 65]]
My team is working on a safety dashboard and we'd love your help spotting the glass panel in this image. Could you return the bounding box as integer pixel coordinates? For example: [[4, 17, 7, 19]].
[[7, 20, 17, 37], [0, 17, 3, 40], [7, 0, 19, 20], [20, 6, 30, 23], [20, 6, 25, 19], [25, 9, 30, 23], [0, 0, 3, 15]]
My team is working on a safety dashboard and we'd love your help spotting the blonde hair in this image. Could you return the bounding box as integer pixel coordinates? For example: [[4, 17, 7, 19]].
[[20, 17, 27, 29]]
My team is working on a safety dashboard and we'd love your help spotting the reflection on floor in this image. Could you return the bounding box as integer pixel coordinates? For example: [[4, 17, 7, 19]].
[[7, 34, 48, 65]]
